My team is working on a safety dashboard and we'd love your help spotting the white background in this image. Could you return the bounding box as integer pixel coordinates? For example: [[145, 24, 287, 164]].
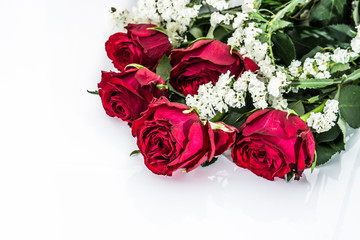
[[1, 0, 360, 239]]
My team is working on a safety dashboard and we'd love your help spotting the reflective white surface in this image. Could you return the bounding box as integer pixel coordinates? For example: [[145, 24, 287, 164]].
[[0, 0, 360, 239]]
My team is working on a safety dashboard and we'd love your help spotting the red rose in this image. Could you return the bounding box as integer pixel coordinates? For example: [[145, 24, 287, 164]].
[[169, 39, 259, 96], [131, 97, 215, 176], [98, 68, 168, 123], [231, 109, 315, 181], [105, 24, 172, 71], [210, 122, 238, 156]]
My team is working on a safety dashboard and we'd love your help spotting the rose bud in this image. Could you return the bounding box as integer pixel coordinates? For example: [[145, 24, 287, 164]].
[[231, 109, 315, 181], [169, 39, 259, 96], [105, 24, 172, 71], [210, 122, 238, 156], [98, 68, 168, 124], [131, 97, 215, 176]]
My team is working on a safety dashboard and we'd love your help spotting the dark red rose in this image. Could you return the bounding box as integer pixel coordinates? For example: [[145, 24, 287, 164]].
[[98, 68, 168, 123], [169, 39, 259, 96], [210, 122, 238, 156], [105, 24, 172, 71], [131, 97, 215, 176], [231, 109, 315, 181]]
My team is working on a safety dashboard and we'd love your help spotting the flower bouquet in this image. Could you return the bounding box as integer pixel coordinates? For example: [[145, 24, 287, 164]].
[[90, 0, 360, 181]]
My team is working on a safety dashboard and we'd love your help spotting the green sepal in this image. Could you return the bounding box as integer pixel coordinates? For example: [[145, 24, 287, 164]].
[[311, 151, 317, 173], [87, 90, 99, 95], [285, 171, 295, 182], [156, 84, 169, 90], [147, 26, 168, 35], [130, 150, 140, 157], [201, 157, 219, 167], [125, 63, 146, 70]]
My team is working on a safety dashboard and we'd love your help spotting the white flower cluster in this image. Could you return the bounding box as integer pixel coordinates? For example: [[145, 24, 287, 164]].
[[288, 52, 331, 79], [185, 68, 291, 119], [111, 0, 201, 47], [210, 12, 234, 27], [288, 25, 360, 79], [242, 0, 256, 13], [226, 0, 289, 110], [109, 9, 134, 32], [185, 71, 247, 119], [206, 0, 230, 10], [307, 100, 339, 133]]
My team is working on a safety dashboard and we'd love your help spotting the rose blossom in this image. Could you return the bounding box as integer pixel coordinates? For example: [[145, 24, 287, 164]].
[[231, 109, 315, 181], [169, 39, 259, 96], [106, 24, 172, 71], [210, 121, 238, 156], [131, 97, 216, 176], [98, 68, 168, 123]]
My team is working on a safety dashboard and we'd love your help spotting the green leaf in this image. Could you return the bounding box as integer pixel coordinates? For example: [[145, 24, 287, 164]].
[[291, 78, 340, 89], [169, 93, 186, 104], [210, 111, 228, 122], [189, 27, 203, 39], [344, 68, 360, 83], [248, 11, 269, 23], [271, 32, 296, 66], [156, 55, 172, 81], [330, 63, 351, 74], [87, 90, 99, 95], [288, 100, 305, 116], [287, 25, 352, 59], [353, 0, 360, 25], [324, 24, 356, 42], [315, 144, 337, 165], [309, 0, 351, 27], [314, 117, 346, 166], [214, 26, 231, 43], [316, 125, 341, 144], [337, 116, 347, 142], [130, 150, 140, 157], [339, 85, 360, 128], [201, 157, 219, 167], [270, 20, 293, 32], [315, 136, 345, 166], [271, 0, 306, 23]]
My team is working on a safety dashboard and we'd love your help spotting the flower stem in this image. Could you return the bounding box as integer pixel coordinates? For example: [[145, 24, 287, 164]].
[[206, 25, 216, 38], [300, 100, 327, 122]]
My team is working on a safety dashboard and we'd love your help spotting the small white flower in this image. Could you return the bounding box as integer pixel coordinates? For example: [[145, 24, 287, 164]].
[[332, 48, 351, 64], [210, 12, 224, 27], [288, 60, 302, 77], [314, 52, 330, 71], [242, 0, 256, 13], [267, 71, 289, 97], [232, 12, 248, 29], [303, 58, 317, 77], [258, 56, 276, 78], [269, 95, 288, 110], [351, 37, 360, 54], [307, 100, 339, 133], [206, 0, 230, 10]]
